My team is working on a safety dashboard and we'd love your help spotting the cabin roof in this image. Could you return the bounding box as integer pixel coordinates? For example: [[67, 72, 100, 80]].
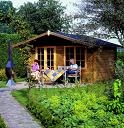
[[13, 30, 121, 47]]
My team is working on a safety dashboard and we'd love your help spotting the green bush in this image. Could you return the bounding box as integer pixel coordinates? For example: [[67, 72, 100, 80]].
[[107, 79, 124, 114], [26, 87, 124, 128], [0, 69, 6, 81], [116, 59, 124, 82], [0, 33, 31, 78], [0, 115, 7, 128]]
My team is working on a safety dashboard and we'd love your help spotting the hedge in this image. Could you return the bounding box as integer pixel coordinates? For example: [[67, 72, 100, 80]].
[[0, 33, 30, 80]]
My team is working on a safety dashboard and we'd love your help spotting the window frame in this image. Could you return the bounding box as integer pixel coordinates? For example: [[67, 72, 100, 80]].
[[64, 46, 87, 69], [36, 46, 56, 69]]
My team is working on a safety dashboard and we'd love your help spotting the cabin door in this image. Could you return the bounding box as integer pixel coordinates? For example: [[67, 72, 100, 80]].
[[37, 47, 55, 69]]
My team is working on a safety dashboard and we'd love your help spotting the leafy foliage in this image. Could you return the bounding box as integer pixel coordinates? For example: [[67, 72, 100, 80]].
[[0, 115, 7, 128], [0, 33, 32, 79], [0, 69, 6, 81], [24, 85, 124, 127], [10, 16, 31, 40], [17, 0, 70, 34], [116, 55, 124, 82], [0, 1, 15, 33], [0, 1, 15, 24], [107, 79, 124, 114]]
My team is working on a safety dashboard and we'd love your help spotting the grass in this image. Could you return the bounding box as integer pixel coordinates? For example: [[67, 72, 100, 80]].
[[0, 81, 6, 88], [15, 77, 26, 82], [0, 77, 26, 88], [12, 89, 28, 106]]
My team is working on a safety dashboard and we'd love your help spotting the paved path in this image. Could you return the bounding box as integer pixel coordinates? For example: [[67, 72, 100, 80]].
[[0, 82, 41, 128]]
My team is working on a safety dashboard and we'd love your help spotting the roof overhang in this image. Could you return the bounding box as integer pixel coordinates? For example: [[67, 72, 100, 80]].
[[13, 30, 122, 48], [13, 30, 81, 48]]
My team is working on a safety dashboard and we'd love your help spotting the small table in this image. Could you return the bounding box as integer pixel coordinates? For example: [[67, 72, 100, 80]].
[[41, 69, 66, 85]]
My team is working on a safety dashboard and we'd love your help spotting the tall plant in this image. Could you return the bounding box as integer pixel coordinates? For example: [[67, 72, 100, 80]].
[[107, 79, 124, 114]]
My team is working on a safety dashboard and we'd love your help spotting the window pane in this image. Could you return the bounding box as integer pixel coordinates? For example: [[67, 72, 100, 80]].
[[51, 61, 53, 66], [66, 47, 74, 65], [38, 48, 44, 68], [38, 48, 40, 54], [46, 48, 54, 69], [76, 47, 85, 67], [51, 55, 53, 60]]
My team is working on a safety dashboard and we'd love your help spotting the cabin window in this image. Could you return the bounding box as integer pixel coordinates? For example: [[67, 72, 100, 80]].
[[37, 47, 55, 69], [65, 47, 85, 68], [65, 47, 74, 65], [47, 48, 54, 69], [38, 48, 44, 69]]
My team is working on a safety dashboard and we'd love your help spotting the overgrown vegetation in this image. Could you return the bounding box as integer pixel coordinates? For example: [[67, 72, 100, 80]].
[[0, 115, 7, 128], [12, 82, 124, 128], [116, 52, 124, 82]]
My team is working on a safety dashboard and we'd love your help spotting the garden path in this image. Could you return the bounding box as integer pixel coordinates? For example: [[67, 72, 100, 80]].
[[0, 82, 41, 128]]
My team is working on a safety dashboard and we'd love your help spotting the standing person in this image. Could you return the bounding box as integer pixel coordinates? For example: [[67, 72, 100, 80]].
[[66, 58, 78, 75], [31, 59, 40, 80], [5, 60, 16, 89]]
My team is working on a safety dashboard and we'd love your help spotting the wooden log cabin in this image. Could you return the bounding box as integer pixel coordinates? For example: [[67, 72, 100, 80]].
[[13, 30, 120, 83]]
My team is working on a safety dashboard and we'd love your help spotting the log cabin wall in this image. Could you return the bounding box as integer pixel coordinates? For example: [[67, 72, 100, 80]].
[[81, 48, 96, 83], [56, 46, 64, 66], [94, 47, 116, 81], [82, 47, 116, 83]]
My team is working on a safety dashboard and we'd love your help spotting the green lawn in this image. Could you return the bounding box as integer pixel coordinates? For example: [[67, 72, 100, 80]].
[[0, 77, 26, 88], [12, 89, 28, 106], [0, 81, 6, 88]]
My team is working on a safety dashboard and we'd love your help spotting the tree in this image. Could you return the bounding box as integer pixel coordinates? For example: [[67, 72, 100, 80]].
[[0, 1, 15, 33], [0, 1, 31, 39], [10, 15, 31, 40], [76, 0, 124, 45], [17, 0, 70, 34]]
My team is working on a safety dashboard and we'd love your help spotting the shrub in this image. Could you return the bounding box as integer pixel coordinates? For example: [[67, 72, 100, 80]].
[[0, 69, 6, 81], [116, 59, 124, 82], [0, 33, 32, 78], [0, 115, 7, 128], [107, 79, 124, 114], [26, 88, 124, 128]]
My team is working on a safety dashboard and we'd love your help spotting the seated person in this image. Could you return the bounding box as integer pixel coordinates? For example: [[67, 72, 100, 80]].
[[66, 58, 78, 75], [31, 59, 40, 80]]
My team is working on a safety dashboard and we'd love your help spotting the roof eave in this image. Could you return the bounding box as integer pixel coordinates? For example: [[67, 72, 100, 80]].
[[13, 31, 80, 48]]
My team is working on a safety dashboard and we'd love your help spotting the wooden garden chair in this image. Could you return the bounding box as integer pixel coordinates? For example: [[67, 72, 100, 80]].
[[58, 66, 81, 85]]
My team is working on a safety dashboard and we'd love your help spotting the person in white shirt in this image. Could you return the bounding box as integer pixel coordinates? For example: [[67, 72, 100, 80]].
[[66, 58, 78, 75]]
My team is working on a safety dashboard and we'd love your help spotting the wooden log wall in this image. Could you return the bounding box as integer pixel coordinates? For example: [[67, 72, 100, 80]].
[[56, 46, 64, 67], [94, 47, 116, 81]]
